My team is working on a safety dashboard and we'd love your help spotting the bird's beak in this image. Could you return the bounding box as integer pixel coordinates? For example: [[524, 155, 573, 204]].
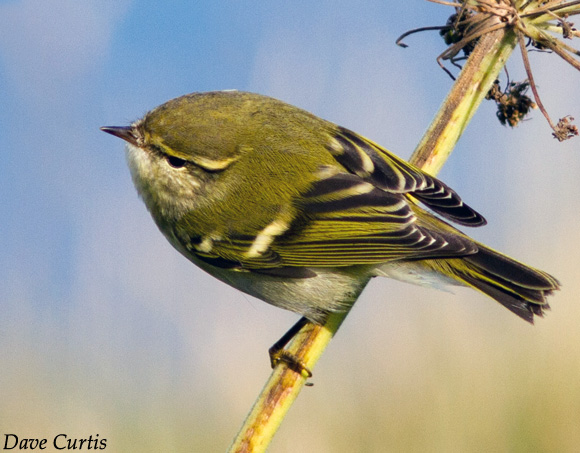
[[100, 126, 139, 146]]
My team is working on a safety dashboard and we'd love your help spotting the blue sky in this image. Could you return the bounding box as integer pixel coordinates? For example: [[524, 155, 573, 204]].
[[1, 1, 580, 451]]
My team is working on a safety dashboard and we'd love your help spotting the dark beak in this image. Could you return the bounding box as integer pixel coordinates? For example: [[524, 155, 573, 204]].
[[100, 126, 139, 146]]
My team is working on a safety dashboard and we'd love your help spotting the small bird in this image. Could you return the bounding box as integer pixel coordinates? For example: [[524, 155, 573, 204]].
[[101, 91, 559, 338]]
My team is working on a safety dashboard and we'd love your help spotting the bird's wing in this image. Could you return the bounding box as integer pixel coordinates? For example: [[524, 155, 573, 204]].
[[189, 170, 478, 276], [327, 126, 486, 227]]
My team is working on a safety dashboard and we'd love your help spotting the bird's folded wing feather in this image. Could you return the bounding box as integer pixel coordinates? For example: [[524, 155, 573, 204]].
[[192, 171, 478, 272], [328, 127, 486, 227]]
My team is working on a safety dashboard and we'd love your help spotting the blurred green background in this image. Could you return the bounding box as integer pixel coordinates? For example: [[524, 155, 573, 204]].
[[1, 1, 579, 451]]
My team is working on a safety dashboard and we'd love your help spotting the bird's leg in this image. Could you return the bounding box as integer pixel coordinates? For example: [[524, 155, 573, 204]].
[[269, 316, 313, 378]]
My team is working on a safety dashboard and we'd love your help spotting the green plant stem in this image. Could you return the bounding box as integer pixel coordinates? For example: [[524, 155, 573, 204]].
[[410, 29, 518, 174], [229, 27, 517, 453], [228, 315, 343, 453]]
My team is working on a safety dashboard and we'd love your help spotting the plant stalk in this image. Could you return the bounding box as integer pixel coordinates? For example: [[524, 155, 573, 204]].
[[229, 26, 518, 453], [410, 29, 518, 174]]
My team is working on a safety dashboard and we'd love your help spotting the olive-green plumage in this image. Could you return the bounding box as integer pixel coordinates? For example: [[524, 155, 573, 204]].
[[102, 90, 559, 324]]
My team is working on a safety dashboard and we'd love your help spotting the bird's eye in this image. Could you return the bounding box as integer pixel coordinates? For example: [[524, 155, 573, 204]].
[[167, 155, 187, 168]]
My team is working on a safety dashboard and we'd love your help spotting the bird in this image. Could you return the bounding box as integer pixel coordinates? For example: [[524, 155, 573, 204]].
[[101, 90, 559, 359]]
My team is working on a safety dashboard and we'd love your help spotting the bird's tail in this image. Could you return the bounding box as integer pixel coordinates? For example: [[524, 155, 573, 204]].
[[429, 245, 560, 323]]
